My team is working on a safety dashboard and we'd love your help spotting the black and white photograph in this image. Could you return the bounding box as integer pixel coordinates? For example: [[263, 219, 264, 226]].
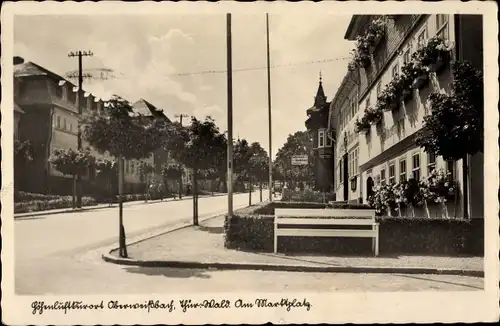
[[1, 1, 498, 324]]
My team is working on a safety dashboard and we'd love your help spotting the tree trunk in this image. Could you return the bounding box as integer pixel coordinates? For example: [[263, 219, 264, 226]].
[[259, 180, 263, 202], [72, 174, 77, 209], [118, 156, 127, 258], [462, 155, 469, 219], [249, 181, 252, 206], [179, 173, 183, 199], [193, 170, 199, 226]]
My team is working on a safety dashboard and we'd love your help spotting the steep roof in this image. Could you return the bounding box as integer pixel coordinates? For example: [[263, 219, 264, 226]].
[[14, 61, 71, 85], [132, 99, 171, 122]]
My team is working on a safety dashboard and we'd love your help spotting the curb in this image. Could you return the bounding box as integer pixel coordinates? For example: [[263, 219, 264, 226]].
[[14, 192, 232, 219], [102, 252, 484, 277]]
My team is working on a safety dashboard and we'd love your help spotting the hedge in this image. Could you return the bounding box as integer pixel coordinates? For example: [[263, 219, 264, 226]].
[[224, 201, 483, 256], [15, 191, 63, 202], [14, 196, 97, 213], [281, 189, 336, 203]]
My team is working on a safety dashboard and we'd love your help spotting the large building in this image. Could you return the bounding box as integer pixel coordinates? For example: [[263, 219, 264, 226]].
[[13, 60, 175, 196], [328, 14, 483, 218]]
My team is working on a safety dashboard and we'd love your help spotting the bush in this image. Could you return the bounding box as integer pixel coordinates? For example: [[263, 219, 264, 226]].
[[224, 202, 483, 256], [282, 189, 336, 203], [15, 191, 62, 202], [15, 196, 97, 213]]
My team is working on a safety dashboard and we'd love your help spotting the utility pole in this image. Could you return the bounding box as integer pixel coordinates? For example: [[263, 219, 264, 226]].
[[68, 50, 93, 209], [266, 13, 273, 202], [174, 113, 189, 126], [227, 13, 234, 218], [174, 113, 188, 199]]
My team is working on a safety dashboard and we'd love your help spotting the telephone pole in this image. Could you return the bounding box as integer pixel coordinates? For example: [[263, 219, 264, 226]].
[[266, 13, 273, 202], [68, 50, 93, 208], [174, 113, 189, 126], [226, 13, 234, 218]]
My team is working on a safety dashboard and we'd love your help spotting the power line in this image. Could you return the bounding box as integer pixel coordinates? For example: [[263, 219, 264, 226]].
[[102, 56, 350, 80]]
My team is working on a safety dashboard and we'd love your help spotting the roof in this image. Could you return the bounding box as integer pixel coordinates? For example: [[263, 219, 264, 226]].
[[132, 99, 171, 122], [344, 15, 372, 40], [14, 61, 71, 85]]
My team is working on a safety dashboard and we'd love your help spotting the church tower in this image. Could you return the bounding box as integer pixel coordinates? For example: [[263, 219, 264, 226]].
[[305, 72, 334, 193]]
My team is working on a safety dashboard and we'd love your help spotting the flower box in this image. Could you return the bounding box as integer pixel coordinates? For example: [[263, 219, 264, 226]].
[[411, 73, 429, 90], [368, 33, 384, 53], [361, 56, 371, 68], [400, 89, 413, 102], [429, 54, 449, 73]]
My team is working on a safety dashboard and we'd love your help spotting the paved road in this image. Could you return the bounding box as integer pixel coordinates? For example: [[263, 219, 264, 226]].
[[15, 191, 261, 293], [14, 191, 483, 295]]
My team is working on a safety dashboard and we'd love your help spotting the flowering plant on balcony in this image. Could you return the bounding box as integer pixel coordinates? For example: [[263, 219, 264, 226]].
[[426, 168, 457, 203], [377, 78, 403, 111], [413, 36, 454, 68], [354, 116, 371, 133], [364, 106, 383, 125], [368, 183, 396, 214], [365, 18, 387, 49]]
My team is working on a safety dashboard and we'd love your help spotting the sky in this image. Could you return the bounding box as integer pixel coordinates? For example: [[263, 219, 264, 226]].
[[14, 14, 354, 158]]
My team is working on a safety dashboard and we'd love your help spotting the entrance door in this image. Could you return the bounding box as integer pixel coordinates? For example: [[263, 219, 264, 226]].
[[343, 154, 348, 201], [366, 176, 374, 200]]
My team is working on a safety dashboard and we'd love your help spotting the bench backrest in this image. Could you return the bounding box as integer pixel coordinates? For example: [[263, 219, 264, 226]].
[[275, 208, 376, 226]]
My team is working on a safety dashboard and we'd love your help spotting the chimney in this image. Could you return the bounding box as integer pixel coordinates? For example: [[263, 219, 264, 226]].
[[14, 56, 25, 65]]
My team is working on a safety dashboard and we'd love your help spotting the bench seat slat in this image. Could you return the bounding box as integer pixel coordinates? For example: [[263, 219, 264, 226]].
[[276, 229, 378, 238], [275, 208, 376, 218], [276, 218, 377, 226]]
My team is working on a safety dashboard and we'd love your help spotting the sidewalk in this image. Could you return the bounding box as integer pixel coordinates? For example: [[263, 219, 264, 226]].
[[14, 192, 228, 219], [104, 215, 484, 277]]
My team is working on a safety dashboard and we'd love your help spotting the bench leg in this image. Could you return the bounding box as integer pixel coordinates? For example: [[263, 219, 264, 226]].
[[374, 225, 380, 257]]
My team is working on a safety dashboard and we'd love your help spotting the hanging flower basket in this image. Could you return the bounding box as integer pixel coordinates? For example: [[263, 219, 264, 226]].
[[354, 117, 371, 134], [360, 56, 371, 68], [400, 88, 413, 102], [350, 175, 357, 191], [411, 73, 429, 90], [429, 52, 451, 73]]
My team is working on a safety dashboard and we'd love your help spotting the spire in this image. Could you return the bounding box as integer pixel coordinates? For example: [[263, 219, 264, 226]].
[[314, 71, 326, 105]]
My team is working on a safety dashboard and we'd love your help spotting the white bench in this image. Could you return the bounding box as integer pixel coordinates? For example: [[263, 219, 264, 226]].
[[274, 208, 379, 256]]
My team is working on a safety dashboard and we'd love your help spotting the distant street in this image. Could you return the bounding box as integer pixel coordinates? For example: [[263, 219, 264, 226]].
[[15, 191, 261, 294]]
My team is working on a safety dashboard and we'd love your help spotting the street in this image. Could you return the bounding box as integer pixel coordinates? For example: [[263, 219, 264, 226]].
[[14, 191, 482, 295], [15, 191, 260, 294]]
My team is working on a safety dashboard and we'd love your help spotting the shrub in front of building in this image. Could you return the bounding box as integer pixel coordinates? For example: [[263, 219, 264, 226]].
[[15, 196, 97, 214], [224, 201, 482, 256], [281, 189, 336, 203]]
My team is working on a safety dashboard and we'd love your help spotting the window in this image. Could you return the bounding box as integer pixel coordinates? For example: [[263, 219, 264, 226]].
[[125, 161, 129, 174], [63, 118, 67, 130], [412, 153, 421, 180], [392, 63, 399, 78], [376, 82, 382, 99], [318, 130, 325, 148], [436, 14, 449, 40], [380, 168, 386, 185], [56, 116, 61, 129], [417, 25, 428, 49], [365, 93, 371, 109], [325, 131, 332, 147], [55, 85, 62, 98], [389, 163, 396, 184], [131, 161, 135, 174], [68, 89, 76, 104], [348, 149, 359, 178], [339, 160, 343, 184], [446, 160, 455, 180], [354, 148, 359, 176], [427, 152, 436, 174], [69, 123, 73, 132], [403, 47, 411, 64], [399, 159, 407, 182], [350, 98, 356, 118]]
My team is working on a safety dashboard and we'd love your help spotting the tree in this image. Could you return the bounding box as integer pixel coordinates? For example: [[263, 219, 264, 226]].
[[416, 61, 483, 161], [248, 142, 269, 202], [416, 61, 483, 219], [14, 139, 34, 191], [160, 163, 182, 198], [274, 131, 315, 189], [49, 148, 96, 208], [95, 158, 118, 206], [82, 95, 165, 257], [233, 138, 254, 204], [163, 116, 226, 225]]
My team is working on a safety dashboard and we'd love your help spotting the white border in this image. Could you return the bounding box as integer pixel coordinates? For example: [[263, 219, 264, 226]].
[[2, 1, 499, 324]]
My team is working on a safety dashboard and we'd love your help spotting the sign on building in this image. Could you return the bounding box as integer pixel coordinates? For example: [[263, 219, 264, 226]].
[[291, 155, 308, 166]]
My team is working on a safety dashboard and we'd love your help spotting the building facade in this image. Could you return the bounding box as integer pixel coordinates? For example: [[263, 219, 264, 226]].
[[305, 75, 334, 191], [328, 14, 483, 218], [13, 60, 173, 196]]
